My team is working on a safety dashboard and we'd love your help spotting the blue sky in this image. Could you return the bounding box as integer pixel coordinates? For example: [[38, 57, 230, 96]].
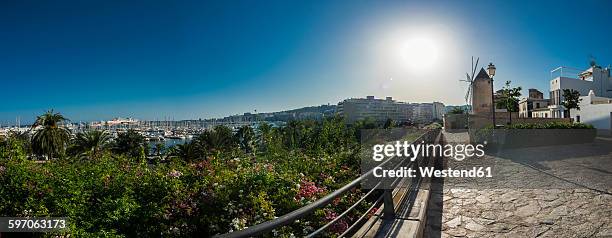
[[1, 0, 611, 124]]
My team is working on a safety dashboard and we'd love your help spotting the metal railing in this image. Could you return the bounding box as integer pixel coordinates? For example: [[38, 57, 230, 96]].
[[550, 66, 584, 80], [215, 129, 440, 238]]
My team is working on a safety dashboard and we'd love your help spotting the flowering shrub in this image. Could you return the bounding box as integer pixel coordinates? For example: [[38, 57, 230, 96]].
[[0, 117, 383, 237], [295, 179, 325, 202]]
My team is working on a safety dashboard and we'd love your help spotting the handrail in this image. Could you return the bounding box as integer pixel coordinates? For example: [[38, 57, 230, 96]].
[[215, 129, 440, 238]]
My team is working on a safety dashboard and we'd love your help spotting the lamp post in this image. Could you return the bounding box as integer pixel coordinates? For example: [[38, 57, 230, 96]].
[[487, 62, 496, 128]]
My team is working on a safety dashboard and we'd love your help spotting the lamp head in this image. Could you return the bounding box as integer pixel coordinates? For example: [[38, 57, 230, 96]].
[[487, 62, 496, 78]]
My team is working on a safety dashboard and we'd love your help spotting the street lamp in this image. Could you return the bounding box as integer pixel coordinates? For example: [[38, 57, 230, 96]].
[[487, 62, 496, 128]]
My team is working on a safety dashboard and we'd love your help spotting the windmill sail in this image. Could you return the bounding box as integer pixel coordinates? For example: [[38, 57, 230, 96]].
[[460, 57, 479, 113]]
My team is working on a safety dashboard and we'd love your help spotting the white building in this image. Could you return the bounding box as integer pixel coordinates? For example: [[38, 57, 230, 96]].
[[337, 96, 411, 124], [337, 96, 443, 124], [532, 108, 552, 118], [518, 89, 550, 118], [412, 102, 445, 123], [570, 90, 612, 135], [547, 65, 612, 118], [412, 103, 433, 123], [432, 102, 446, 120]]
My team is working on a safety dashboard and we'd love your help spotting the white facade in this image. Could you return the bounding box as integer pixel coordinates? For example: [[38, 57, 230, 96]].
[[432, 102, 446, 120], [519, 98, 550, 118], [337, 96, 411, 123], [547, 66, 612, 118], [570, 90, 612, 133], [413, 103, 434, 123], [532, 108, 552, 118]]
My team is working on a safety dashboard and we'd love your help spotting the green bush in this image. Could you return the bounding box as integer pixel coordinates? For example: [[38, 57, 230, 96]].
[[0, 116, 389, 237]]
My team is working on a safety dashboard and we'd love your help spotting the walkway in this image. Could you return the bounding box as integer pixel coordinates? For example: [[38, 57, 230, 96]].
[[424, 132, 612, 237]]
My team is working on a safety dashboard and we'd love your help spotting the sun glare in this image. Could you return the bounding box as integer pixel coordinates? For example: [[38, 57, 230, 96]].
[[401, 36, 439, 72]]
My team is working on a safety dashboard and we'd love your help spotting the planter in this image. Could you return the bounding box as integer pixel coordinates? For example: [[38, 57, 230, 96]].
[[470, 129, 596, 150]]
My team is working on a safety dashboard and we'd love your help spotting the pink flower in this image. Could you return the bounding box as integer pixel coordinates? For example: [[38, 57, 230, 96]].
[[324, 209, 349, 234], [167, 169, 183, 178], [294, 180, 324, 201]]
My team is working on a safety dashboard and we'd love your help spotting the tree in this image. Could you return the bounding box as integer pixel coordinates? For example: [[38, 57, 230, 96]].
[[195, 125, 237, 154], [112, 129, 147, 159], [562, 89, 582, 119], [383, 118, 395, 129], [257, 122, 273, 152], [71, 130, 111, 159], [496, 81, 522, 124], [449, 107, 465, 114], [168, 142, 200, 161], [31, 110, 70, 159], [153, 143, 166, 157], [0, 131, 30, 160], [283, 120, 303, 149], [235, 125, 255, 153]]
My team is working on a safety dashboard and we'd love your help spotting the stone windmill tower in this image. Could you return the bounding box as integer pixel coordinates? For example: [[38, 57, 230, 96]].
[[471, 68, 493, 115]]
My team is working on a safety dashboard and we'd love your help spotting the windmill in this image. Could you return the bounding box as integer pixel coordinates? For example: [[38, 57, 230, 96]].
[[460, 57, 480, 113]]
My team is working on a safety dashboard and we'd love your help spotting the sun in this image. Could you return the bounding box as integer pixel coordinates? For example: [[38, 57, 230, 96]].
[[401, 36, 439, 73]]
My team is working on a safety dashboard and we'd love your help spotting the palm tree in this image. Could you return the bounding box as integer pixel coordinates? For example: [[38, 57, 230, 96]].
[[71, 130, 110, 159], [194, 125, 236, 153], [168, 143, 200, 161], [31, 110, 70, 159], [235, 125, 255, 153], [112, 129, 147, 159], [153, 143, 166, 156], [257, 122, 273, 151]]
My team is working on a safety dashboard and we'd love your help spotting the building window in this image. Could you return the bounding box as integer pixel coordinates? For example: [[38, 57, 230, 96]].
[[576, 115, 580, 123]]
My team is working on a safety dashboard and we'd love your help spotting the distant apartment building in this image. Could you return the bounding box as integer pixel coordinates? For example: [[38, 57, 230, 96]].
[[412, 102, 446, 123], [518, 89, 550, 118], [337, 96, 411, 124], [412, 103, 433, 123], [547, 65, 612, 118], [433, 102, 445, 120], [337, 96, 444, 124], [570, 90, 612, 135]]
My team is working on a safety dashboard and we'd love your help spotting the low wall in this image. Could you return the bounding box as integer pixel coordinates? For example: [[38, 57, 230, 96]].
[[468, 112, 571, 129], [443, 114, 468, 131]]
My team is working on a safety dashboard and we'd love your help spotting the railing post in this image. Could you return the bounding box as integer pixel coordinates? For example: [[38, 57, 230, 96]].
[[382, 189, 395, 220]]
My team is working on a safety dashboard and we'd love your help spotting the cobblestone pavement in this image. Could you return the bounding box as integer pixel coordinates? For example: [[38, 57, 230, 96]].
[[424, 132, 612, 237]]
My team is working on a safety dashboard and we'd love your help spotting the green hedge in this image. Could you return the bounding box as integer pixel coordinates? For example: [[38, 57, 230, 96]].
[[504, 122, 594, 129]]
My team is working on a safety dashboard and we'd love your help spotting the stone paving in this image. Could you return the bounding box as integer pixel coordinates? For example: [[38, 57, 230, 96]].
[[426, 188, 612, 237], [424, 132, 612, 237]]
